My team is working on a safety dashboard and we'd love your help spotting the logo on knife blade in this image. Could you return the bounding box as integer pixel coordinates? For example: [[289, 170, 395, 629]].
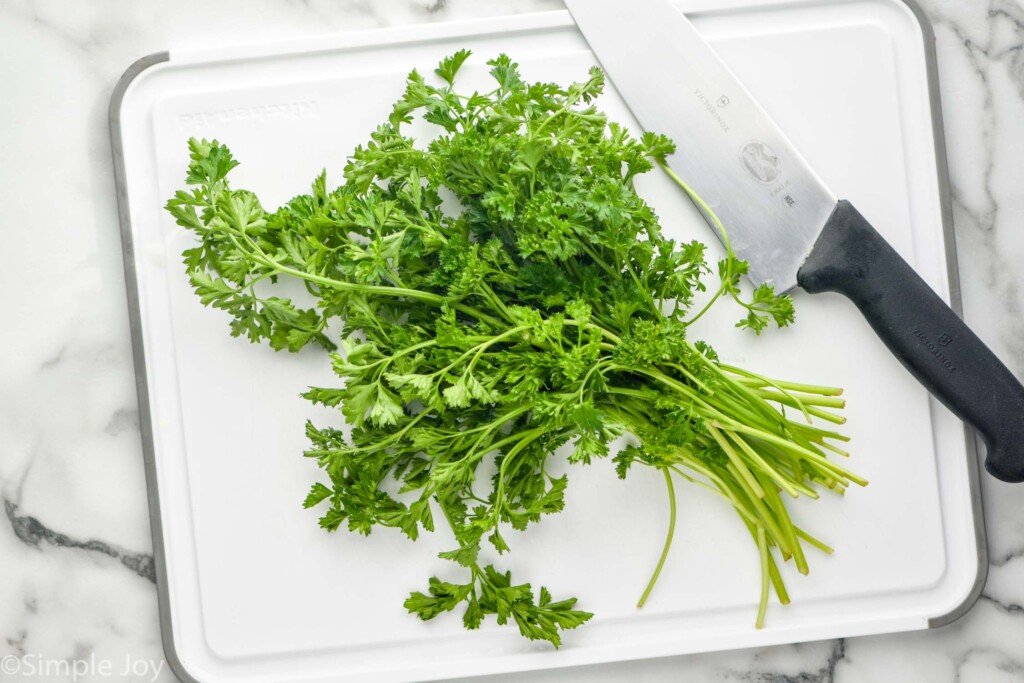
[[740, 141, 781, 183], [694, 88, 731, 133]]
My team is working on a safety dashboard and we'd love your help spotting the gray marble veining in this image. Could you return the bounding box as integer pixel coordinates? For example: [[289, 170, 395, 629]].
[[4, 501, 156, 583], [0, 0, 1022, 681]]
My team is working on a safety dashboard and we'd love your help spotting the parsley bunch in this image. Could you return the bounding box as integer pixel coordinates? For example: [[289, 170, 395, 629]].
[[166, 51, 864, 647]]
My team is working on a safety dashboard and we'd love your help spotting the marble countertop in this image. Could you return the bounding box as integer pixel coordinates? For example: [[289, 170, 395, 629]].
[[2, 0, 1023, 681]]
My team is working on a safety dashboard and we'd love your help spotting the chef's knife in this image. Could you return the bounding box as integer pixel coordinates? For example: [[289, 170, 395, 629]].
[[564, 0, 1024, 482]]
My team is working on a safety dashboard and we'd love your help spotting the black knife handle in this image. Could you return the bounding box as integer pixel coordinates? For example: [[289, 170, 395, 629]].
[[797, 199, 1024, 483]]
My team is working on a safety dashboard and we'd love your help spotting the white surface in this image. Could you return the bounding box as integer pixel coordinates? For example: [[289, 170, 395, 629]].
[[2, 1, 1024, 682], [111, 2, 979, 681]]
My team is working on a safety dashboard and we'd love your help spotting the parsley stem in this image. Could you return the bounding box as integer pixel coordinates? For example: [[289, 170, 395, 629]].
[[461, 420, 540, 472], [685, 286, 725, 327], [576, 360, 612, 402], [576, 240, 619, 280], [710, 425, 766, 499], [625, 366, 745, 426], [718, 364, 815, 423], [795, 527, 834, 554], [345, 410, 431, 455], [765, 544, 790, 605], [721, 423, 867, 486], [726, 370, 844, 396], [778, 402, 846, 425], [433, 325, 531, 379], [446, 405, 531, 442], [755, 525, 769, 629], [760, 476, 807, 573], [479, 282, 517, 323], [819, 441, 850, 458], [754, 390, 846, 409], [663, 362, 714, 394], [698, 465, 764, 529], [726, 430, 800, 499], [657, 161, 742, 308], [231, 231, 507, 328], [492, 427, 548, 525], [637, 467, 677, 609], [725, 461, 791, 558], [666, 463, 751, 517], [659, 161, 731, 246]]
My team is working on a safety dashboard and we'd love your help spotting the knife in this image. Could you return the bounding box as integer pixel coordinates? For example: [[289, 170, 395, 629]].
[[564, 0, 1024, 483]]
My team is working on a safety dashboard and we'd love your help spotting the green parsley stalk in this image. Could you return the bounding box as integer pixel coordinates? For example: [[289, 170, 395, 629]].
[[166, 50, 864, 647]]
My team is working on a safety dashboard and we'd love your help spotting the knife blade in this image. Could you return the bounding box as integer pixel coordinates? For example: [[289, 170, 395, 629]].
[[565, 0, 1024, 483]]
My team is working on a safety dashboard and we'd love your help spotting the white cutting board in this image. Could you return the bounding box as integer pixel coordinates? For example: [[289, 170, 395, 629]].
[[110, 1, 984, 681]]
